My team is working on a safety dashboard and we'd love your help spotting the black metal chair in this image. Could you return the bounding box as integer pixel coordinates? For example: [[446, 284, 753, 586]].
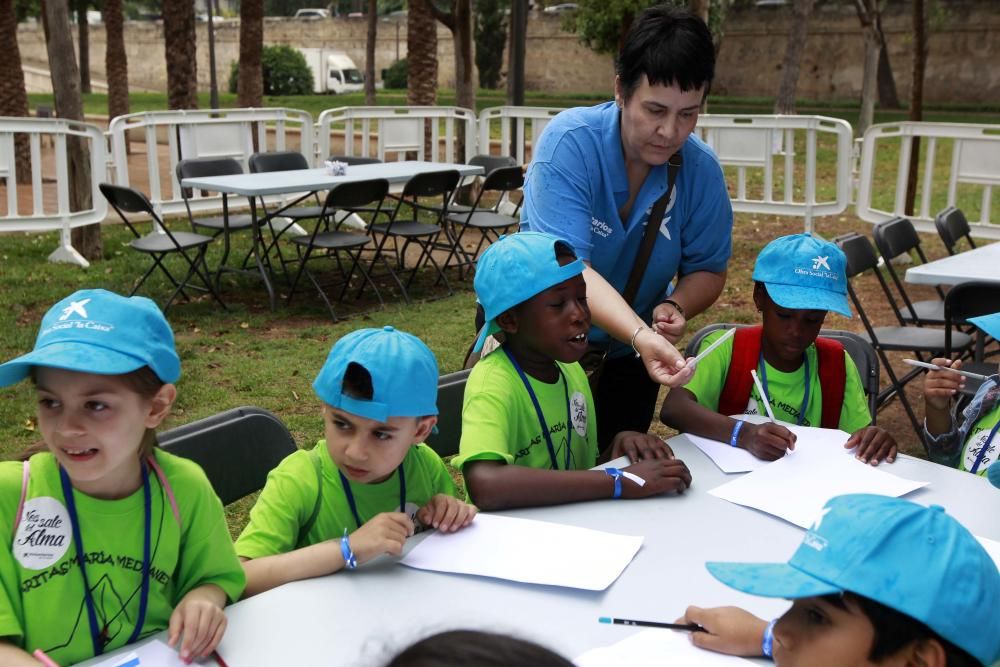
[[249, 150, 326, 223], [836, 232, 973, 446], [944, 281, 1000, 396], [934, 206, 977, 256], [287, 178, 390, 320], [424, 369, 472, 458], [366, 169, 462, 302], [443, 165, 524, 279], [434, 154, 520, 218], [685, 323, 880, 423], [158, 406, 297, 505], [100, 183, 226, 312], [872, 216, 946, 325]]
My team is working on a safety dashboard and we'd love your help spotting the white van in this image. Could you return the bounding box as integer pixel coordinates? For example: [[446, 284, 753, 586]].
[[294, 8, 330, 19], [299, 48, 364, 94]]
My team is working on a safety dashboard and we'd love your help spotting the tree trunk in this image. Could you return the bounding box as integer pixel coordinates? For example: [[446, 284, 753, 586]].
[[506, 0, 526, 106], [876, 34, 901, 109], [163, 0, 198, 109], [430, 0, 474, 161], [773, 0, 814, 115], [688, 0, 708, 24], [408, 0, 438, 157], [364, 0, 376, 105], [103, 0, 129, 122], [854, 0, 882, 137], [237, 0, 263, 107], [0, 0, 32, 184], [42, 0, 102, 260], [905, 0, 927, 216], [76, 0, 91, 94]]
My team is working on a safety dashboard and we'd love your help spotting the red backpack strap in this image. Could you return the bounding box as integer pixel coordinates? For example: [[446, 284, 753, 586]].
[[718, 326, 762, 416], [814, 337, 846, 429], [147, 453, 183, 530]]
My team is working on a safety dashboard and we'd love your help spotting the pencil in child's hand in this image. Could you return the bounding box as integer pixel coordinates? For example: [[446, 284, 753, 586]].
[[750, 369, 777, 422], [599, 616, 705, 632], [902, 358, 990, 381]]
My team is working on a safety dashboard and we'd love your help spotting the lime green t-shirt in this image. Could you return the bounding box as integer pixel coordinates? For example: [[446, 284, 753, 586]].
[[235, 442, 456, 559], [684, 330, 872, 433], [453, 351, 599, 471], [959, 402, 1000, 476], [0, 450, 245, 666]]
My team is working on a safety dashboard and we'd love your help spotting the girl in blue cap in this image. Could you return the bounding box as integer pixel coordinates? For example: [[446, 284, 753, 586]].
[[677, 493, 999, 666], [0, 289, 245, 667], [661, 234, 898, 466]]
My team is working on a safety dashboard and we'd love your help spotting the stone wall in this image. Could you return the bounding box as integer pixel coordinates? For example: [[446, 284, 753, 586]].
[[14, 1, 999, 104]]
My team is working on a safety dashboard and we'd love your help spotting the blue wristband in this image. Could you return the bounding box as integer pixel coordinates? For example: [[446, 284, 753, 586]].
[[340, 528, 357, 570], [730, 420, 745, 448], [604, 468, 623, 499], [761, 618, 777, 658]]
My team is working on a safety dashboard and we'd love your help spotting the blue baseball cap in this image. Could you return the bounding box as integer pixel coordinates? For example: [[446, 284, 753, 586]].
[[706, 494, 1000, 666], [0, 289, 181, 387], [473, 232, 585, 352], [752, 234, 851, 318], [313, 326, 439, 422], [969, 312, 1000, 341]]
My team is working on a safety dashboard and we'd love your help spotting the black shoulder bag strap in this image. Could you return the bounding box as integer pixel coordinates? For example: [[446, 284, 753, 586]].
[[621, 152, 682, 307]]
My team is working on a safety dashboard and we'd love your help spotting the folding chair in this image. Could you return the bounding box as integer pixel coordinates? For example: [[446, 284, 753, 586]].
[[944, 281, 1000, 396], [367, 169, 461, 302], [158, 406, 297, 505], [836, 232, 972, 446], [872, 216, 946, 325], [99, 183, 226, 312], [685, 324, 880, 423], [424, 369, 472, 458], [442, 165, 524, 279], [432, 154, 519, 218], [934, 206, 977, 256], [287, 178, 390, 320], [249, 151, 325, 224]]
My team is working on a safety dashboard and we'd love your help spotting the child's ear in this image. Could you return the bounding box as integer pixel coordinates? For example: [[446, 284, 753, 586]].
[[412, 416, 437, 444], [145, 383, 177, 429], [752, 282, 766, 312], [496, 309, 518, 335], [901, 638, 947, 667]]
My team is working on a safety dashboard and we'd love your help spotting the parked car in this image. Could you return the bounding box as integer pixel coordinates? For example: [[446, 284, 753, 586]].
[[543, 3, 578, 13], [294, 8, 330, 19]]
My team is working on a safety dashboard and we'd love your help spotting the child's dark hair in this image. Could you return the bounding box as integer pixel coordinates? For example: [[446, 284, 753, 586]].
[[823, 593, 980, 666], [342, 362, 375, 401], [616, 4, 715, 101], [384, 630, 574, 667]]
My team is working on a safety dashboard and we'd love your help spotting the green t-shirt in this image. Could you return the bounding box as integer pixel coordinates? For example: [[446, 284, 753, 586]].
[[453, 351, 599, 471], [0, 450, 245, 666], [684, 330, 872, 433], [235, 442, 456, 560], [959, 401, 1000, 476]]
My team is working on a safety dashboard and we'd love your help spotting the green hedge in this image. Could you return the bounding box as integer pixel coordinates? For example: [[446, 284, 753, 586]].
[[229, 45, 314, 96]]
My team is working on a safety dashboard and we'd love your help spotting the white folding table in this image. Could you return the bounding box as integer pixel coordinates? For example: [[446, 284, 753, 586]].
[[904, 241, 1000, 286]]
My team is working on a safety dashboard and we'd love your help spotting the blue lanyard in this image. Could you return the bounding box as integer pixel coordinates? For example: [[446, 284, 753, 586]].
[[758, 351, 810, 426], [503, 346, 572, 470], [969, 420, 1000, 474], [59, 463, 152, 657], [338, 466, 406, 531]]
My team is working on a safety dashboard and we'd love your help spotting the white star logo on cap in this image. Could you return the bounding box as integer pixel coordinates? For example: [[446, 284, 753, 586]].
[[810, 506, 832, 531], [58, 299, 91, 321], [811, 256, 830, 271]]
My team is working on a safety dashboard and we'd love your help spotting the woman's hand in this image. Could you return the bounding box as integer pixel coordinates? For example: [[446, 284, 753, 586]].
[[652, 301, 687, 345], [634, 328, 693, 387]]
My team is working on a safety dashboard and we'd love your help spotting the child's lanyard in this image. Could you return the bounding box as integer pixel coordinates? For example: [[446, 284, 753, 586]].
[[58, 463, 152, 657], [502, 346, 572, 471], [338, 466, 406, 531], [969, 420, 1000, 474], [758, 352, 810, 426]]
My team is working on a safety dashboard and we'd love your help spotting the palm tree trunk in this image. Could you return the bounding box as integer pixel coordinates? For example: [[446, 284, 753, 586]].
[[773, 0, 814, 115], [0, 0, 32, 183], [76, 0, 91, 93], [238, 0, 263, 107], [408, 0, 438, 157], [163, 0, 198, 109], [102, 0, 129, 121]]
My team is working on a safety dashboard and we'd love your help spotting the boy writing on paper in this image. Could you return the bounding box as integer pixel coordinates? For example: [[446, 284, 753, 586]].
[[677, 494, 999, 666], [923, 312, 1000, 478], [660, 234, 898, 465], [454, 232, 692, 510], [235, 327, 476, 597]]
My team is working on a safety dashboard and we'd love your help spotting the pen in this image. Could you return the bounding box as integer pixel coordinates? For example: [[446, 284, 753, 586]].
[[750, 369, 778, 422], [213, 650, 231, 667], [599, 616, 705, 632], [903, 358, 991, 381], [691, 327, 737, 366], [33, 649, 61, 667]]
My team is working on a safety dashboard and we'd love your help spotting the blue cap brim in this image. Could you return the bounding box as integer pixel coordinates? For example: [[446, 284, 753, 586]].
[[764, 283, 852, 318], [969, 313, 1000, 341], [706, 561, 841, 599], [472, 321, 502, 353], [0, 341, 172, 388]]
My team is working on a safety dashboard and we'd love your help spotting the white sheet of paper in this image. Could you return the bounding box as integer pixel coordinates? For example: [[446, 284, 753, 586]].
[[575, 628, 757, 666], [591, 455, 632, 471], [976, 535, 1000, 569], [90, 640, 192, 667], [686, 418, 853, 474], [401, 513, 643, 590], [708, 440, 928, 528]]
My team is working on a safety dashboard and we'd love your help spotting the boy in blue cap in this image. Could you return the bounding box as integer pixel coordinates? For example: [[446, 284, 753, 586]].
[[236, 327, 476, 597], [923, 312, 1000, 478], [454, 232, 692, 510], [661, 234, 898, 465], [678, 493, 1000, 666]]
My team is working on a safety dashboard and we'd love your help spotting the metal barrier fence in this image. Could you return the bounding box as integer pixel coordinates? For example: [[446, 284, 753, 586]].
[[477, 106, 561, 165], [856, 121, 1000, 238], [0, 117, 107, 266]]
